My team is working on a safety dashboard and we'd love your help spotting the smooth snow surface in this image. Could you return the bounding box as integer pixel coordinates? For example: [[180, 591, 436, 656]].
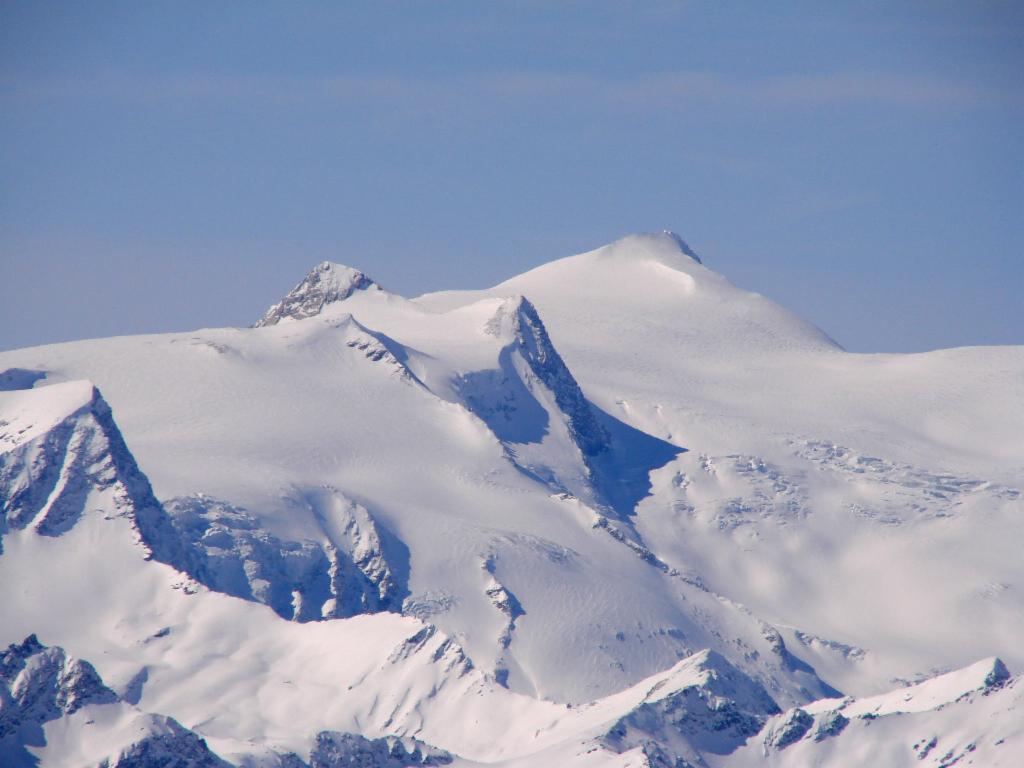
[[2, 231, 1022, 767]]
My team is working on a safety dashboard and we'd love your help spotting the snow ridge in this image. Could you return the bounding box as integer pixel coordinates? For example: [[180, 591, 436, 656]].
[[1, 232, 1023, 767], [662, 230, 703, 263], [727, 657, 1022, 767], [0, 385, 409, 625], [2, 635, 458, 768], [0, 383, 185, 564], [485, 295, 609, 458], [309, 731, 452, 767]]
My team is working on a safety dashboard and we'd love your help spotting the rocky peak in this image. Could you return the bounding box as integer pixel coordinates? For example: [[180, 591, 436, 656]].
[[0, 634, 118, 738], [601, 648, 781, 764], [254, 261, 379, 327]]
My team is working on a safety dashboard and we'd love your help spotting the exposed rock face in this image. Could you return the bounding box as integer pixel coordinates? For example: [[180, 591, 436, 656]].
[[480, 554, 525, 687], [985, 658, 1011, 688], [759, 624, 843, 700], [303, 487, 410, 617], [254, 262, 378, 327], [732, 656, 1022, 765], [385, 625, 474, 679], [481, 555, 523, 648], [340, 318, 423, 385], [813, 709, 849, 741], [472, 294, 684, 521], [309, 731, 452, 768], [162, 495, 338, 621], [98, 714, 230, 768], [160, 494, 407, 622], [0, 386, 111, 536], [0, 635, 118, 738], [763, 707, 814, 750], [601, 650, 781, 764]]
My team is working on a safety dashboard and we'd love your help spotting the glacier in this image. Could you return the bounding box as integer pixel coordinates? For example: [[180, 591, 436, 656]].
[[1, 231, 1022, 766]]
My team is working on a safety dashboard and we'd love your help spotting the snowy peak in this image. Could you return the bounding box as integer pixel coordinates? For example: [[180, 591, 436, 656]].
[[482, 294, 535, 340], [590, 230, 705, 268], [483, 295, 563, 358], [2, 233, 1023, 766], [0, 379, 96, 453], [0, 380, 177, 556], [408, 228, 845, 362], [662, 230, 703, 264], [821, 656, 1012, 719], [599, 648, 781, 765], [607, 229, 703, 264], [0, 634, 118, 732], [254, 261, 379, 327], [482, 295, 609, 458], [635, 648, 782, 713], [0, 382, 410, 625]]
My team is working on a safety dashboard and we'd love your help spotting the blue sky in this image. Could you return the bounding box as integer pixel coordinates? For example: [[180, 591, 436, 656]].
[[2, 2, 1022, 352]]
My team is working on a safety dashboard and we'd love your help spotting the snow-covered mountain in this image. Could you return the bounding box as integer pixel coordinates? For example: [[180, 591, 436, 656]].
[[1, 232, 1022, 766]]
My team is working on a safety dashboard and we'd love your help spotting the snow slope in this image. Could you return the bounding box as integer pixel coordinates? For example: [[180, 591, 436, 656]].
[[1, 231, 1022, 766], [720, 656, 1022, 767], [0, 276, 837, 707], [415, 232, 1024, 693]]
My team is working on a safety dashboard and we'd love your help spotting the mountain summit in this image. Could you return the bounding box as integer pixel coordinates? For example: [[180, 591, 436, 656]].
[[661, 230, 702, 263], [254, 261, 378, 327], [1, 232, 1022, 767]]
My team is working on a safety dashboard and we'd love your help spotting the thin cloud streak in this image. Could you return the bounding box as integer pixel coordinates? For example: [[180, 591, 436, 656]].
[[3, 69, 1021, 111]]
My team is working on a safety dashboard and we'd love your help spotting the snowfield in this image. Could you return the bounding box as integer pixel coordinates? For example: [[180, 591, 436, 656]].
[[1, 232, 1021, 766]]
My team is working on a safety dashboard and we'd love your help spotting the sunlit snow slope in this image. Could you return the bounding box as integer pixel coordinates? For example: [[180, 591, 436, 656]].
[[2, 232, 1022, 767]]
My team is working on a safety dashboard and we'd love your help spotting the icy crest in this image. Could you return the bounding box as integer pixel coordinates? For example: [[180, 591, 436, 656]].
[[662, 230, 703, 263], [254, 261, 378, 327], [593, 230, 704, 267], [484, 295, 609, 457]]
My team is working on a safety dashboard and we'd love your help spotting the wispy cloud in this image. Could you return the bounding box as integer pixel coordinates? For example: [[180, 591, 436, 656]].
[[2, 68, 1020, 111], [750, 72, 1013, 107]]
